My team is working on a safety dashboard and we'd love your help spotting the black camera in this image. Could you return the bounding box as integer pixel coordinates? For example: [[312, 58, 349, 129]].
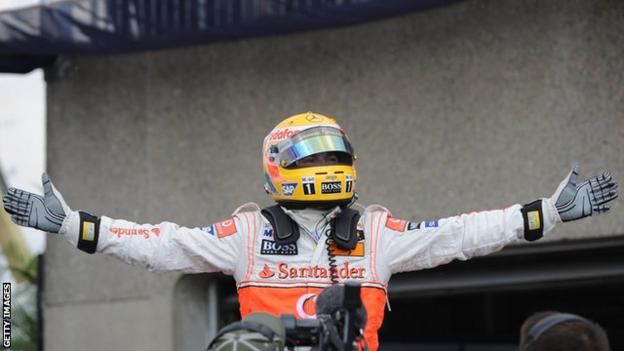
[[206, 281, 367, 351]]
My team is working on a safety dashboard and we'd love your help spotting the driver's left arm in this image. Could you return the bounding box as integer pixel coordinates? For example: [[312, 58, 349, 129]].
[[381, 164, 617, 274], [381, 204, 528, 274]]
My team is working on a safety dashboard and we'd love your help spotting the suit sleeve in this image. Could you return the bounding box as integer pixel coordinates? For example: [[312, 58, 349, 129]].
[[381, 204, 526, 274], [59, 211, 244, 274]]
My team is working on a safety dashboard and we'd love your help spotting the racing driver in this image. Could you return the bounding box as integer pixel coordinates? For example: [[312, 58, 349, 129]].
[[2, 112, 619, 350]]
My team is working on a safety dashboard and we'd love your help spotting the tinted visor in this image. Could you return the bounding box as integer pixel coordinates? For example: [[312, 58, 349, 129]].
[[277, 126, 354, 168]]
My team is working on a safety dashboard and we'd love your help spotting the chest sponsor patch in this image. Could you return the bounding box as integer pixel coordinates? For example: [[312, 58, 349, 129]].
[[385, 217, 407, 232], [258, 262, 365, 280], [330, 241, 365, 257], [258, 264, 275, 278], [215, 218, 237, 238], [260, 239, 298, 255], [263, 226, 274, 238]]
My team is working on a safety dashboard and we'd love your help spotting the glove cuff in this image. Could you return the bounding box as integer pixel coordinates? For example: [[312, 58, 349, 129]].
[[77, 211, 100, 254], [521, 200, 544, 241], [59, 210, 100, 254], [521, 198, 560, 241]]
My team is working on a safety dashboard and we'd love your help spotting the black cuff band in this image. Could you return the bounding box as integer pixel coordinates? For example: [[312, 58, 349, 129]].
[[77, 211, 100, 254], [521, 200, 544, 242]]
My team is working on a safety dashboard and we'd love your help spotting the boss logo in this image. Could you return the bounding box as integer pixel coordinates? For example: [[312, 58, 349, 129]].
[[261, 240, 298, 255], [321, 181, 341, 194]]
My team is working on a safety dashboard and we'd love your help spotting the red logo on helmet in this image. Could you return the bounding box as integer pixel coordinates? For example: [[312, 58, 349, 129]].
[[269, 128, 298, 142]]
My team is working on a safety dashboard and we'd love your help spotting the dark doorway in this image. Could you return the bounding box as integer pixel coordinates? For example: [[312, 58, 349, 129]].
[[380, 238, 624, 350]]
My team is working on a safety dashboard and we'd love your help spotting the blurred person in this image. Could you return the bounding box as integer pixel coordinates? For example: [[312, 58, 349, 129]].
[[519, 311, 610, 351], [2, 112, 619, 351]]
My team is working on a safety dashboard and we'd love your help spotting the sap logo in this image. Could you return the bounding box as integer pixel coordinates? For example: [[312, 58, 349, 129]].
[[261, 240, 298, 255], [321, 181, 341, 194], [282, 183, 297, 196]]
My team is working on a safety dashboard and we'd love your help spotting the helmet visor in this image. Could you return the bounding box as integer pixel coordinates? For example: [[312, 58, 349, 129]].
[[277, 126, 354, 168]]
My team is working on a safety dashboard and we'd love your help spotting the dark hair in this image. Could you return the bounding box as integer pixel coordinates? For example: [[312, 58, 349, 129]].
[[519, 311, 610, 351]]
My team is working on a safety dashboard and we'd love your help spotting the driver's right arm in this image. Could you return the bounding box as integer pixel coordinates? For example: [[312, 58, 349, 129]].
[[63, 213, 243, 274], [3, 173, 244, 274]]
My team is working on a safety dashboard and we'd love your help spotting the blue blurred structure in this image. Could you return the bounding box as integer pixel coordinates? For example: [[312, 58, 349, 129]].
[[0, 0, 460, 73]]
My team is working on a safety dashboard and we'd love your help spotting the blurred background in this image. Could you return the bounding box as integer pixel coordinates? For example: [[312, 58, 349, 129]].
[[0, 0, 622, 350]]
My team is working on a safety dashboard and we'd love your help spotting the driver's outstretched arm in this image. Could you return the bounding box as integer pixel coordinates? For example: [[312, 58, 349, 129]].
[[2, 173, 243, 274], [381, 164, 618, 274]]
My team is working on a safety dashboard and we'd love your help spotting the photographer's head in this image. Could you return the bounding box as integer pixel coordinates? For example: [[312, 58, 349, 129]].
[[206, 312, 285, 351], [519, 311, 610, 351]]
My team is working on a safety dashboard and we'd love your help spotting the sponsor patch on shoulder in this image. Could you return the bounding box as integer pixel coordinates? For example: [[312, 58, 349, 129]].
[[201, 225, 215, 235], [215, 218, 237, 238], [407, 221, 421, 230], [424, 220, 439, 228], [263, 226, 274, 238], [385, 217, 407, 232]]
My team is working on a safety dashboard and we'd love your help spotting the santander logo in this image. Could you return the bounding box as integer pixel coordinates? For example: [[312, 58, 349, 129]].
[[258, 264, 275, 278]]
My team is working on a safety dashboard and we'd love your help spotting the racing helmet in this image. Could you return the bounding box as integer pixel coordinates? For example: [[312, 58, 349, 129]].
[[262, 112, 357, 208]]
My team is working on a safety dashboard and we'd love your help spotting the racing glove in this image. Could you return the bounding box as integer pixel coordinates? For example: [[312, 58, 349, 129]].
[[522, 164, 618, 241], [2, 173, 100, 253], [3, 173, 69, 233]]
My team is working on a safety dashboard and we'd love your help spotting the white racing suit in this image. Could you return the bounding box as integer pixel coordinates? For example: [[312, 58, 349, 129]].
[[59, 201, 557, 351]]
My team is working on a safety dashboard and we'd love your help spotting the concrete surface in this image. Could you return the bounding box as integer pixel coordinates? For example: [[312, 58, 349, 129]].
[[44, 0, 624, 349]]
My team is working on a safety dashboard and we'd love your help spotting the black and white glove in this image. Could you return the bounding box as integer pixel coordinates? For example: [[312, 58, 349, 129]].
[[2, 173, 100, 253], [2, 173, 69, 233], [522, 164, 618, 241], [550, 163, 618, 222]]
